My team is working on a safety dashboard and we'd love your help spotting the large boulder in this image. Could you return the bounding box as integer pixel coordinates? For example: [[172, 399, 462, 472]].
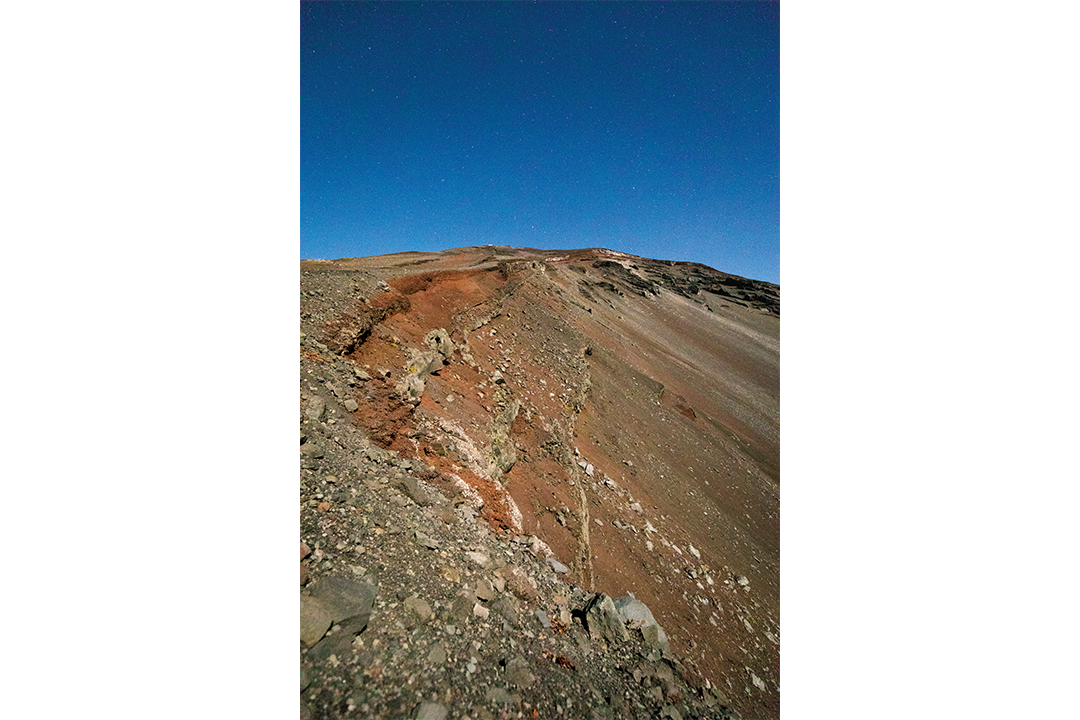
[[423, 328, 455, 360], [300, 575, 379, 647], [584, 593, 630, 644], [613, 595, 670, 653]]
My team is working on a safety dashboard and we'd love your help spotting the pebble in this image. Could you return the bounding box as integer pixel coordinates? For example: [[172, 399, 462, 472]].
[[426, 643, 447, 664], [415, 531, 440, 549], [415, 702, 448, 720], [485, 687, 513, 706]]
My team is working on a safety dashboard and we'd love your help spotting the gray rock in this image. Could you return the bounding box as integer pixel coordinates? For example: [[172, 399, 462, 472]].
[[708, 686, 731, 706], [300, 441, 324, 458], [584, 593, 630, 644], [571, 627, 593, 657], [449, 590, 479, 623], [504, 656, 536, 687], [306, 612, 370, 664], [343, 399, 358, 412], [465, 551, 492, 569], [613, 595, 670, 652], [391, 475, 442, 507], [485, 686, 514, 706], [306, 575, 379, 625], [426, 642, 447, 665], [489, 400, 521, 473], [300, 596, 334, 646], [547, 558, 570, 574], [414, 530, 440, 549], [424, 328, 455, 359], [475, 578, 495, 601], [533, 609, 552, 628], [306, 397, 325, 422], [660, 705, 683, 720], [489, 594, 520, 627], [414, 702, 448, 720], [403, 595, 433, 623], [494, 564, 538, 603], [641, 624, 666, 651], [653, 661, 675, 686]]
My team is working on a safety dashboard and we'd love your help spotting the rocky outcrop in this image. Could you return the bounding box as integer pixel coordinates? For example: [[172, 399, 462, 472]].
[[396, 328, 456, 402], [583, 592, 631, 644], [488, 398, 521, 475]]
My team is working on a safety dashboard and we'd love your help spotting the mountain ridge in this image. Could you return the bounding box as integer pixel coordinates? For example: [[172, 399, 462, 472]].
[[300, 246, 779, 719]]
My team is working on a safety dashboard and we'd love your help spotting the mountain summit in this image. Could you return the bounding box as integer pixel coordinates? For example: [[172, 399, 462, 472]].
[[300, 246, 779, 719]]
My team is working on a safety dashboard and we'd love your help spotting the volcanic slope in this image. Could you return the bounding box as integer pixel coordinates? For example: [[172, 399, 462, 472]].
[[300, 246, 779, 719]]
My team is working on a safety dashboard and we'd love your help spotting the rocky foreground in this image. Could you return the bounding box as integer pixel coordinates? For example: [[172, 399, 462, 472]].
[[301, 247, 779, 719]]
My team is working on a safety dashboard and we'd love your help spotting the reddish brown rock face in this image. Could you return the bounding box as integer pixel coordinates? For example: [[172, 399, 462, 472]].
[[302, 246, 779, 718]]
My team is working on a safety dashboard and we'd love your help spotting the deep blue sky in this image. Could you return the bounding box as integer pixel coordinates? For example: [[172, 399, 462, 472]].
[[301, 1, 778, 283]]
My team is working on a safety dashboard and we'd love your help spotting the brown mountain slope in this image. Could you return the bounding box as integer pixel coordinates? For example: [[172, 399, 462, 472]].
[[301, 246, 779, 718]]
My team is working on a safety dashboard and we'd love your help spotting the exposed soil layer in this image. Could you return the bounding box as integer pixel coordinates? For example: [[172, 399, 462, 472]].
[[301, 246, 779, 719]]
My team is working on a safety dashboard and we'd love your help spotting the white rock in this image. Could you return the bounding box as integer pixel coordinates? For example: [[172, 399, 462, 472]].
[[465, 551, 491, 568], [688, 544, 700, 559], [547, 558, 569, 574]]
